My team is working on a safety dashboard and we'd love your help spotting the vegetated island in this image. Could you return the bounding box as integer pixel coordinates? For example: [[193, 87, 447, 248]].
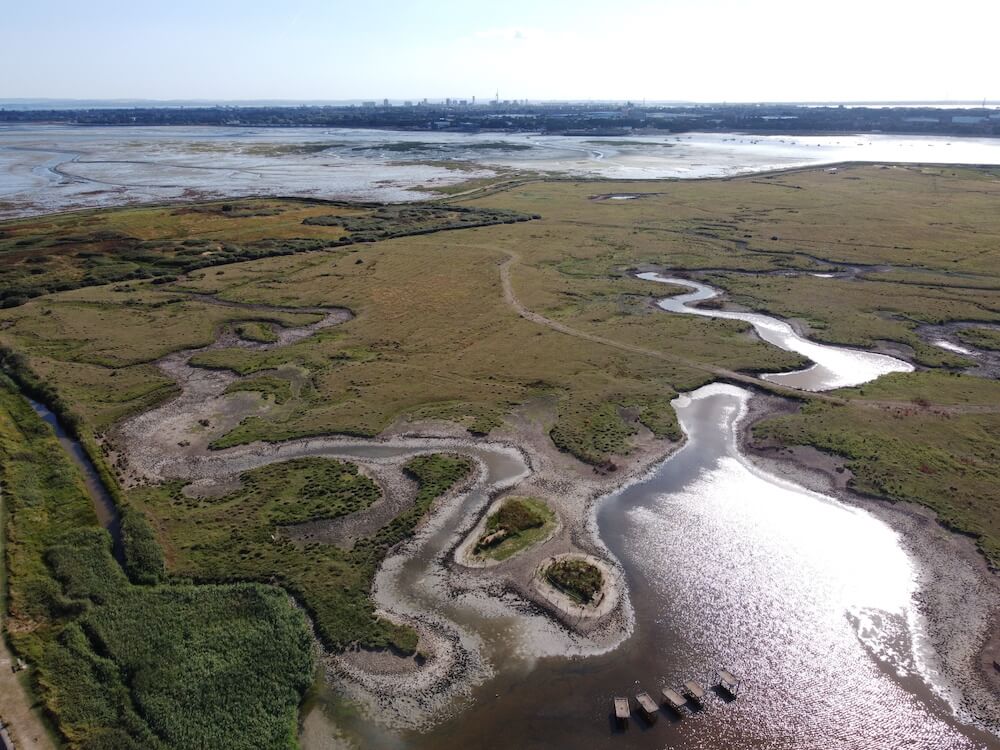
[[472, 497, 556, 562], [545, 557, 604, 605]]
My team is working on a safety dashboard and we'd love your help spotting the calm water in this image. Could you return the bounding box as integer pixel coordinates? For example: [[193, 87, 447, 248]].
[[315, 277, 994, 748], [28, 397, 123, 563], [401, 384, 995, 749], [302, 280, 994, 747]]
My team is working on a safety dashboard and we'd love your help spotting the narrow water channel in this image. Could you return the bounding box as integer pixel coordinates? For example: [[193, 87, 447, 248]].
[[635, 272, 914, 390], [27, 397, 123, 563]]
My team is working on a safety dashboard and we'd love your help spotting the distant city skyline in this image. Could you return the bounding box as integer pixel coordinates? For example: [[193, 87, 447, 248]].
[[4, 0, 998, 103]]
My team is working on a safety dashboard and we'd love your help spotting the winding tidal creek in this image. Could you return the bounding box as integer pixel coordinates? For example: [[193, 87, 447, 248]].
[[28, 277, 998, 749], [395, 277, 996, 749]]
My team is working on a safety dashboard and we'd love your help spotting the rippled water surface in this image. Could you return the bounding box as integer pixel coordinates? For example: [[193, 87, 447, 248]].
[[405, 385, 994, 749]]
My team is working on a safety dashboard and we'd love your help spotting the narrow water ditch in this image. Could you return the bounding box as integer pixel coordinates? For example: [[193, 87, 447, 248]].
[[27, 397, 123, 564]]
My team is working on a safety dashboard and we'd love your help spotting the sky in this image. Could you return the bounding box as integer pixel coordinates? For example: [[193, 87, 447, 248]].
[[3, 0, 998, 103]]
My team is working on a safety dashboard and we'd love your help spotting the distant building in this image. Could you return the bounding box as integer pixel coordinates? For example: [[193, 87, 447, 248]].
[[382, 98, 390, 107], [952, 115, 987, 124], [362, 101, 376, 108]]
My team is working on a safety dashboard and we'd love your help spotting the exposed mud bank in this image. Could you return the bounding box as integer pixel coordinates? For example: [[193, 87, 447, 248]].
[[105, 294, 668, 731], [915, 320, 1000, 378]]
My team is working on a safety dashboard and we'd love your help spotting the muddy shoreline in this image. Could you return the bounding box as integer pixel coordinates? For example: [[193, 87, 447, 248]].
[[739, 389, 1000, 735], [103, 298, 676, 732], [98, 281, 998, 740]]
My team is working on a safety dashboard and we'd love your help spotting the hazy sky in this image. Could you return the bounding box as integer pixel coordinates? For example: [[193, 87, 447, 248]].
[[3, 0, 997, 102]]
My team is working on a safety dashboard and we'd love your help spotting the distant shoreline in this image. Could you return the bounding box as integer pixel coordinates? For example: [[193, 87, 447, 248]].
[[1, 101, 998, 140]]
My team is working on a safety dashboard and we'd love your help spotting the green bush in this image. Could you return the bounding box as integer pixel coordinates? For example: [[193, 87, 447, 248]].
[[45, 527, 127, 603], [550, 399, 635, 466], [86, 583, 313, 749], [0, 379, 314, 748], [120, 506, 166, 585], [488, 498, 545, 534], [545, 559, 603, 604]]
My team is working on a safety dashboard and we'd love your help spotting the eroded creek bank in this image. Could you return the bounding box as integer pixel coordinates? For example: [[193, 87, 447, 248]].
[[916, 320, 1000, 378], [107, 294, 654, 735]]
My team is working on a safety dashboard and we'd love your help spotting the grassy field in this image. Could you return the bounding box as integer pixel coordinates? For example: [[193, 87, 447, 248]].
[[129, 454, 471, 655], [0, 377, 314, 749], [957, 326, 1000, 352], [756, 370, 1000, 565], [235, 321, 279, 343], [0, 179, 814, 465], [0, 198, 533, 306], [1, 165, 998, 562], [3, 162, 1000, 746]]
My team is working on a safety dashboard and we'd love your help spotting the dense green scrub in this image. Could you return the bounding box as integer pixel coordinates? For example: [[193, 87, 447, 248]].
[[0, 377, 314, 749], [544, 559, 604, 604], [131, 453, 472, 655]]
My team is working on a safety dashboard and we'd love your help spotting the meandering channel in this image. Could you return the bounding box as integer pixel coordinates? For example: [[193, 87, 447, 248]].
[[636, 271, 914, 390], [23, 275, 998, 749]]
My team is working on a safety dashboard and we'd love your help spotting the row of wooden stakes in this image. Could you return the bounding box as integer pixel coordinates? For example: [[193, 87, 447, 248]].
[[613, 670, 741, 727]]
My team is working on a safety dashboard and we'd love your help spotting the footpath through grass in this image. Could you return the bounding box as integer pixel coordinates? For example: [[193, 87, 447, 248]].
[[0, 377, 314, 750]]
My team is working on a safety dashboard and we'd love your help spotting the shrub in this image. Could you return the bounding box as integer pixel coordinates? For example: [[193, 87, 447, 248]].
[[545, 559, 603, 604], [488, 498, 545, 534]]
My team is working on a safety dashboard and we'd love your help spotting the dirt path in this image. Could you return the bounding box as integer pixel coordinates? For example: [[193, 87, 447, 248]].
[[0, 495, 57, 750], [499, 254, 1000, 415]]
